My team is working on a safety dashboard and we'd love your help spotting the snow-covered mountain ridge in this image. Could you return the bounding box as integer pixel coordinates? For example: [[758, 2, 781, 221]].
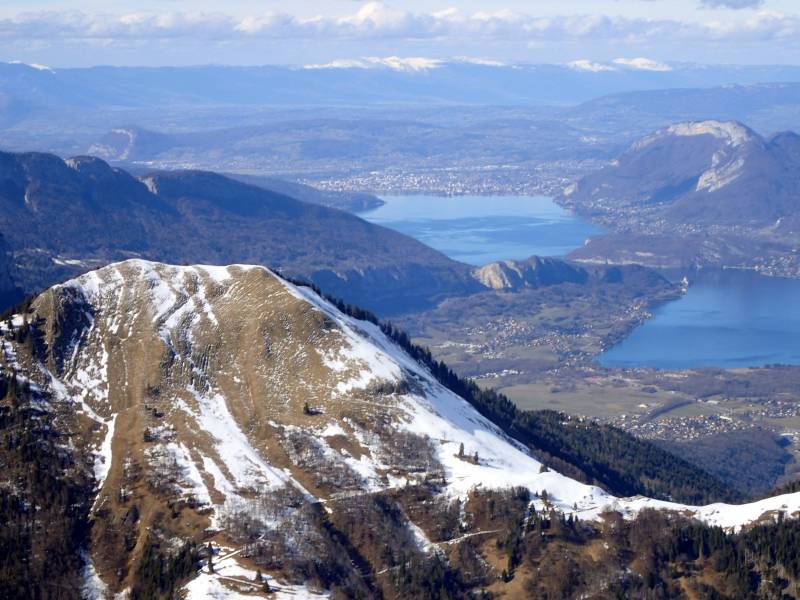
[[1, 259, 798, 597]]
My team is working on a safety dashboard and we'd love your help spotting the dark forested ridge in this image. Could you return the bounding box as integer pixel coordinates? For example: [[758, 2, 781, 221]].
[[661, 429, 794, 497], [474, 495, 800, 599], [0, 371, 93, 598], [0, 233, 23, 309], [0, 151, 478, 314]]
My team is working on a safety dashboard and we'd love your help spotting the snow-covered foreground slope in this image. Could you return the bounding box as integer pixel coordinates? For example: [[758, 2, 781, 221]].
[[283, 266, 800, 529], [4, 259, 800, 596]]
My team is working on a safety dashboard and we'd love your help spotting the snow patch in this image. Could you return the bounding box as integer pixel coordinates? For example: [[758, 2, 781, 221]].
[[94, 415, 117, 488], [81, 554, 109, 600], [183, 550, 330, 599], [189, 387, 293, 492], [319, 422, 347, 437]]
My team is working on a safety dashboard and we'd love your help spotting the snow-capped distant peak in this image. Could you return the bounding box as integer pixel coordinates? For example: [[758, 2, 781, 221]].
[[8, 60, 54, 73], [304, 56, 443, 72], [613, 57, 672, 72], [566, 57, 672, 73], [304, 58, 371, 70], [567, 60, 616, 73], [452, 56, 506, 67]]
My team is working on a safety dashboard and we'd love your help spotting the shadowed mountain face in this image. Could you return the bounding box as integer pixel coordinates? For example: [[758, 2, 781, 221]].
[[559, 120, 800, 274], [0, 151, 478, 313]]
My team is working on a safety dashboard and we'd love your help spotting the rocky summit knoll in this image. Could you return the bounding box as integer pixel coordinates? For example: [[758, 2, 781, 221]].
[[1, 259, 798, 598], [559, 120, 800, 276], [473, 255, 668, 291]]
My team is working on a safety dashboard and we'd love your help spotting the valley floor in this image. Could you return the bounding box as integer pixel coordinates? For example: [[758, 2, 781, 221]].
[[398, 285, 800, 496]]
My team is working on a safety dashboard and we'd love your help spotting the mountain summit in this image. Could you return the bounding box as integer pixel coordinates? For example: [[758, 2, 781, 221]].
[[1, 260, 798, 597], [560, 120, 800, 274]]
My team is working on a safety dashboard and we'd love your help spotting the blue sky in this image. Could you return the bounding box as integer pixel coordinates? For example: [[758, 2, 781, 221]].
[[0, 1, 798, 67]]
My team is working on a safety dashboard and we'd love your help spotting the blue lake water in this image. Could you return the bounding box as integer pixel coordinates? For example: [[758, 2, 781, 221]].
[[363, 195, 800, 369], [362, 195, 603, 266], [599, 269, 800, 369]]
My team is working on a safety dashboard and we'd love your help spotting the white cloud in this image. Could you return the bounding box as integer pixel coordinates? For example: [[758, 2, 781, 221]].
[[0, 4, 797, 54], [700, 0, 764, 8], [704, 10, 800, 41]]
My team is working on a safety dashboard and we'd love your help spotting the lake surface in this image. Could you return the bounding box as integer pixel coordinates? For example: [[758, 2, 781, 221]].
[[600, 269, 800, 369], [362, 195, 603, 265], [363, 195, 800, 370]]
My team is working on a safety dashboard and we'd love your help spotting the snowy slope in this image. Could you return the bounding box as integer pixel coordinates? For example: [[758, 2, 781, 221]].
[[285, 267, 800, 529], [33, 259, 800, 528], [7, 259, 800, 597]]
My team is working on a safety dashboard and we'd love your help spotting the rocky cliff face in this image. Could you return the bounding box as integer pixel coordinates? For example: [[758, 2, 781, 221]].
[[474, 256, 588, 290], [473, 256, 669, 291], [1, 260, 798, 597]]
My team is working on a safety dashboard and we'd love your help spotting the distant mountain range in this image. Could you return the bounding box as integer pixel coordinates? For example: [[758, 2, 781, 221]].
[[559, 120, 800, 276], [3, 61, 800, 114], [3, 61, 800, 196]]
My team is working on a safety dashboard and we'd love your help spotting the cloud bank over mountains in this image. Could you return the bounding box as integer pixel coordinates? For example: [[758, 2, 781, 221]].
[[700, 0, 764, 8], [0, 2, 797, 66], [1, 3, 795, 43]]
